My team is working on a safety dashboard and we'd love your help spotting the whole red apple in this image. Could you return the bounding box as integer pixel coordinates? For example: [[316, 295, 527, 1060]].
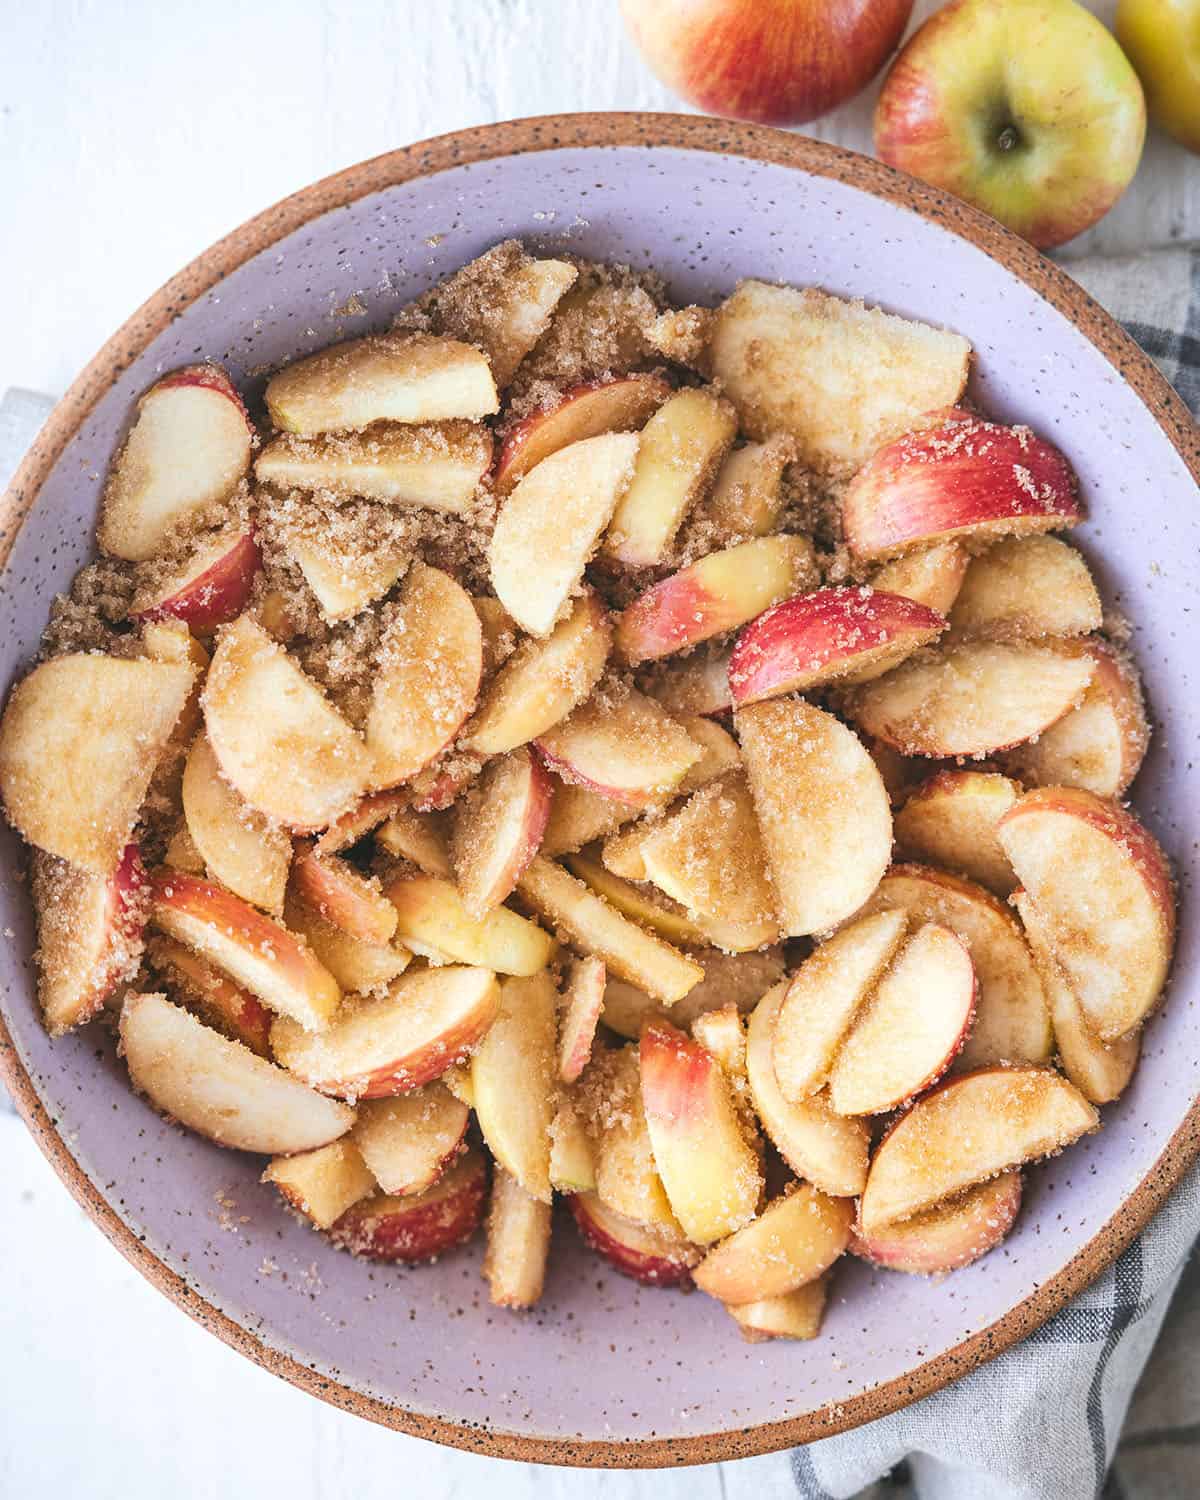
[[619, 0, 915, 126], [1116, 0, 1200, 155], [874, 0, 1146, 249]]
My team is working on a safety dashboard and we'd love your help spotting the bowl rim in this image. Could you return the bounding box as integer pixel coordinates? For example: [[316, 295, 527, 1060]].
[[2, 111, 1198, 1469]]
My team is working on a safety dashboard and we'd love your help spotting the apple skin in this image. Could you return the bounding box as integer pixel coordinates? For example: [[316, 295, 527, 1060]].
[[330, 1149, 487, 1262], [1116, 0, 1200, 154], [569, 1191, 700, 1287], [875, 0, 1145, 250], [621, 0, 915, 126], [131, 530, 261, 635]]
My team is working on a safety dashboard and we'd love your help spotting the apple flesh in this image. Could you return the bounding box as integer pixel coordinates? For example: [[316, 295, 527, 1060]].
[[130, 527, 261, 634], [471, 971, 558, 1203], [581, 1043, 681, 1230], [449, 747, 552, 915], [313, 789, 408, 857], [351, 1083, 470, 1196], [290, 846, 398, 946], [948, 534, 1102, 642], [569, 1191, 700, 1287], [182, 734, 291, 915], [600, 947, 786, 1042], [541, 782, 638, 858], [374, 804, 453, 877], [871, 540, 969, 616], [263, 1140, 376, 1230], [549, 1099, 597, 1194], [893, 768, 1021, 897], [692, 1185, 853, 1304], [382, 872, 555, 975], [534, 687, 701, 809], [146, 935, 274, 1057], [851, 1171, 1022, 1274], [283, 893, 411, 998], [697, 435, 795, 546], [727, 1275, 830, 1342], [485, 1167, 553, 1309], [330, 1147, 487, 1262], [558, 954, 606, 1084]]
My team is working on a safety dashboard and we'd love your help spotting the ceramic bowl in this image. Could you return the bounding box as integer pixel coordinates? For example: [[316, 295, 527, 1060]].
[[2, 116, 1198, 1468]]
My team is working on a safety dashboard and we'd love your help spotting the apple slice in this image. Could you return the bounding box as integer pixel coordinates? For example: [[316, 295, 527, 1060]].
[[600, 947, 786, 1041], [203, 614, 371, 830], [999, 640, 1149, 798], [494, 374, 671, 494], [471, 970, 558, 1202], [517, 856, 704, 1004], [146, 934, 273, 1056], [647, 304, 715, 373], [639, 643, 734, 719], [858, 1065, 1098, 1235], [31, 843, 147, 1036], [365, 563, 482, 789], [1013, 891, 1140, 1106], [772, 910, 910, 1102], [638, 774, 780, 952], [541, 782, 640, 858], [949, 535, 1102, 641], [98, 365, 253, 560], [894, 769, 1021, 898], [535, 687, 701, 809], [130, 526, 261, 634], [314, 789, 408, 857], [289, 527, 412, 625], [182, 735, 291, 914], [405, 752, 485, 812], [120, 991, 354, 1153], [737, 698, 892, 937], [330, 1147, 487, 1261], [708, 280, 970, 474], [729, 586, 946, 703], [383, 872, 555, 974], [0, 653, 196, 873], [577, 1043, 681, 1229], [485, 1167, 553, 1309], [351, 1083, 469, 1195], [440, 1063, 475, 1108], [850, 1171, 1023, 1274], [997, 788, 1175, 1040], [559, 955, 605, 1083], [491, 432, 639, 637], [603, 387, 737, 567], [290, 846, 397, 946], [827, 923, 976, 1116], [843, 411, 1081, 561], [871, 540, 969, 616], [263, 1140, 376, 1230], [845, 641, 1096, 759], [639, 1017, 762, 1244], [728, 1275, 830, 1342], [691, 1004, 747, 1080], [282, 894, 410, 997], [862, 864, 1050, 1068], [615, 534, 817, 666], [255, 420, 492, 512], [745, 979, 870, 1197], [549, 1099, 597, 1193], [450, 748, 552, 915], [692, 1185, 853, 1304], [266, 332, 498, 434], [694, 435, 796, 546], [569, 1192, 700, 1287], [271, 965, 501, 1100], [150, 871, 340, 1031], [566, 851, 711, 949], [374, 805, 452, 877]]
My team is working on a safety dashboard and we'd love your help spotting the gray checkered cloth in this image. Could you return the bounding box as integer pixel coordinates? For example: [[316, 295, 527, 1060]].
[[0, 248, 1197, 1500]]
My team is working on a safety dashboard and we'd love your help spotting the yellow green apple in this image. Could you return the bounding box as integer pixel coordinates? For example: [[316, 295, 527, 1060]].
[[1116, 0, 1200, 153]]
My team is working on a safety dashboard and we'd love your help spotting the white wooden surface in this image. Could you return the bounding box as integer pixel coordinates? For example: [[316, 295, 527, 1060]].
[[0, 3, 1196, 1496]]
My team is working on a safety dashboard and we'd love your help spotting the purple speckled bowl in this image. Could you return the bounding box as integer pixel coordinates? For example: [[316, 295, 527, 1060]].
[[2, 116, 1199, 1468]]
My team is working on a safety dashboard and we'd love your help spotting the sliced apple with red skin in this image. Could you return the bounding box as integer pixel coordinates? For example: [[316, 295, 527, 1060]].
[[578, 1042, 681, 1229], [542, 782, 640, 859], [383, 873, 555, 975], [120, 991, 354, 1153], [375, 805, 453, 878], [639, 643, 733, 719], [485, 1167, 553, 1308], [31, 843, 148, 1036], [728, 1275, 830, 1342], [693, 1184, 853, 1304], [150, 870, 340, 1031], [615, 534, 817, 666], [98, 364, 253, 561], [450, 748, 552, 916], [601, 947, 786, 1041], [737, 697, 892, 938], [146, 935, 273, 1056], [366, 562, 483, 789], [282, 894, 410, 997], [639, 1018, 763, 1244], [1013, 891, 1140, 1106], [949, 534, 1102, 642], [871, 540, 969, 616], [255, 420, 492, 513], [569, 1191, 700, 1287], [290, 846, 397, 946], [203, 614, 371, 831], [440, 1063, 475, 1109], [566, 851, 713, 949], [695, 435, 796, 546], [549, 1097, 597, 1193], [772, 910, 910, 1102], [289, 529, 411, 626], [559, 954, 605, 1084], [471, 970, 557, 1203], [130, 527, 261, 634], [314, 789, 408, 857], [535, 687, 701, 809], [266, 332, 497, 435], [861, 864, 1051, 1069], [845, 641, 1096, 759], [842, 410, 1081, 562], [850, 1171, 1023, 1274], [858, 1065, 1098, 1235], [827, 923, 977, 1116], [263, 1140, 376, 1230], [999, 640, 1149, 798], [729, 586, 946, 704], [493, 373, 671, 494], [271, 965, 501, 1100], [745, 979, 870, 1198], [406, 752, 485, 812], [997, 788, 1175, 1041], [691, 1004, 747, 1081], [330, 1147, 487, 1262], [517, 856, 704, 1005], [351, 1083, 469, 1196], [604, 387, 737, 568], [894, 769, 1021, 898], [491, 433, 639, 637], [0, 653, 196, 874], [182, 735, 291, 914]]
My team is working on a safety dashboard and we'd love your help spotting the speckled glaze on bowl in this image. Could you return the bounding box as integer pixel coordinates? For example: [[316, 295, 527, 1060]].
[[1, 116, 1198, 1468]]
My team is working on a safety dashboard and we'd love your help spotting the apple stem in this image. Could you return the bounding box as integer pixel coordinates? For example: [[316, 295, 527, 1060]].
[[996, 125, 1020, 152]]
